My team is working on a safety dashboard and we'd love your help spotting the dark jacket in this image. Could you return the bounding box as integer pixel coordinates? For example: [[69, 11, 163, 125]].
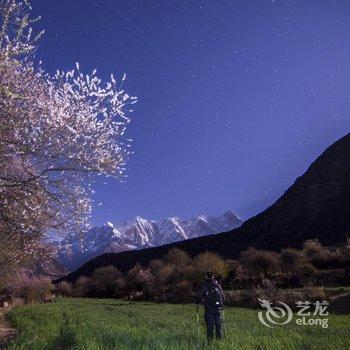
[[196, 279, 225, 311]]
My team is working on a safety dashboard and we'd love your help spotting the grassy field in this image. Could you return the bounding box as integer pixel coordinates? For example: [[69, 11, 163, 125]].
[[6, 298, 350, 350]]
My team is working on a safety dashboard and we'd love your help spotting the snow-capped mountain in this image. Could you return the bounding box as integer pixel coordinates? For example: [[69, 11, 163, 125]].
[[56, 211, 242, 271]]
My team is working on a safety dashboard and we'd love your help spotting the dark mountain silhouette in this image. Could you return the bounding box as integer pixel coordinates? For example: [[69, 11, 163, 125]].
[[57, 133, 350, 283]]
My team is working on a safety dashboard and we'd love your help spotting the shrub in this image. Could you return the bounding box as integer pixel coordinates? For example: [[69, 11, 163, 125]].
[[336, 244, 350, 267], [224, 290, 241, 306], [281, 248, 304, 269], [256, 279, 278, 298], [239, 248, 280, 278], [162, 249, 191, 286], [170, 280, 194, 303], [147, 262, 174, 301], [303, 239, 322, 249], [90, 265, 123, 297], [225, 259, 241, 288], [224, 290, 260, 308], [7, 274, 54, 304], [293, 262, 318, 286], [313, 269, 349, 287], [56, 281, 73, 297], [302, 241, 334, 269], [190, 252, 228, 283], [164, 249, 191, 272], [73, 276, 91, 297], [155, 264, 175, 285], [301, 286, 327, 302], [127, 264, 153, 294], [148, 259, 165, 278]]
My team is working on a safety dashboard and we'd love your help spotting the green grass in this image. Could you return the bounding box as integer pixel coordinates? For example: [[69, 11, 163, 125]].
[[6, 298, 350, 350]]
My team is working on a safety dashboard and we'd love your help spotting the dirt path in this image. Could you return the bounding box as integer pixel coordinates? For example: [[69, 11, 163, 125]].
[[0, 308, 16, 349]]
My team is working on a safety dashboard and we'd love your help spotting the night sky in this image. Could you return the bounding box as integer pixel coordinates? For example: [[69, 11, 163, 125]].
[[32, 1, 350, 225]]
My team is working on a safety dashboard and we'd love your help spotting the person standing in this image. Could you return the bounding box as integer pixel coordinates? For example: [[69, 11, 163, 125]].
[[196, 271, 225, 340]]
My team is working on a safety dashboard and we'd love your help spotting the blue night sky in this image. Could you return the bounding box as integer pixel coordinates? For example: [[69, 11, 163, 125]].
[[32, 1, 350, 225]]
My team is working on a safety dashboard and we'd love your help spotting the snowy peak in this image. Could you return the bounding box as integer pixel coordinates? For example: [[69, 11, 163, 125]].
[[105, 221, 115, 229], [56, 211, 242, 271]]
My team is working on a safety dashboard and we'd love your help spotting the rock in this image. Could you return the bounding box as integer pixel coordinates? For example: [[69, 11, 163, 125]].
[[0, 295, 13, 307]]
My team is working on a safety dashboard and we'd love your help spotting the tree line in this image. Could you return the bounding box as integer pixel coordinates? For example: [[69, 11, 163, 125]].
[[53, 239, 350, 305]]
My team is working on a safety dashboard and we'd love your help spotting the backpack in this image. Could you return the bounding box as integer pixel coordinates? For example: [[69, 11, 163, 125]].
[[205, 285, 223, 308]]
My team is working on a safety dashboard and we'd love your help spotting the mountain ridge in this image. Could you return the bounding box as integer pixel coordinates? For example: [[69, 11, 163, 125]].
[[56, 210, 242, 270], [56, 133, 350, 283]]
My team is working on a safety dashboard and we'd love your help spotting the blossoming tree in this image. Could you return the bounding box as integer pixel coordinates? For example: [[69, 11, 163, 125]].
[[0, 0, 136, 272]]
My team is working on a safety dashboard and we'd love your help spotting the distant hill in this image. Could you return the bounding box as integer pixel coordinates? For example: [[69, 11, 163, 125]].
[[55, 211, 242, 271], [57, 133, 350, 283]]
